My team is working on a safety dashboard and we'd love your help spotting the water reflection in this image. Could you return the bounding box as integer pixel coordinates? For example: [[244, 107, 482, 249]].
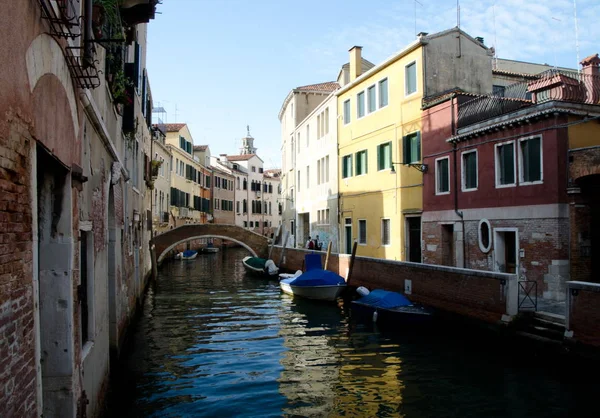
[[110, 247, 599, 418]]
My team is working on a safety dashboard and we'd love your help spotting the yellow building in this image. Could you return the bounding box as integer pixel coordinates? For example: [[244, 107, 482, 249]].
[[165, 123, 211, 225], [337, 28, 494, 260]]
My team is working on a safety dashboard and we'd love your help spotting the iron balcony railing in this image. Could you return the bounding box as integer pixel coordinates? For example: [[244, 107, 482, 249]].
[[458, 69, 600, 129]]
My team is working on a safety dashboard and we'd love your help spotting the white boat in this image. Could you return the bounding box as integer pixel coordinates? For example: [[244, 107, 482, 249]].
[[175, 250, 198, 260], [242, 256, 279, 278], [279, 269, 346, 301]]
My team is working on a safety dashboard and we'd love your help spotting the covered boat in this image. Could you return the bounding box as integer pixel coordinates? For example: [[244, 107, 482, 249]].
[[175, 249, 198, 260], [242, 256, 279, 278], [351, 289, 433, 324], [279, 269, 347, 301]]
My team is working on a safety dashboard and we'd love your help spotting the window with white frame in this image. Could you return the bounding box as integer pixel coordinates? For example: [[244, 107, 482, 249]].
[[367, 85, 377, 113], [317, 209, 330, 225], [381, 218, 391, 246], [357, 91, 365, 118], [325, 156, 329, 182], [355, 150, 368, 175], [405, 61, 417, 96], [343, 100, 351, 124], [342, 155, 353, 178], [306, 124, 310, 148], [436, 157, 450, 194], [462, 150, 478, 191], [317, 159, 321, 185], [325, 107, 329, 134], [519, 136, 542, 184], [495, 141, 516, 187], [297, 132, 300, 153], [317, 115, 321, 138], [358, 219, 367, 245], [379, 78, 388, 108]]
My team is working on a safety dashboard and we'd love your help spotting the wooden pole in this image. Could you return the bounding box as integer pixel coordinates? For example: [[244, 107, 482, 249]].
[[278, 231, 289, 267], [268, 225, 281, 260], [346, 241, 358, 283], [323, 241, 332, 271]]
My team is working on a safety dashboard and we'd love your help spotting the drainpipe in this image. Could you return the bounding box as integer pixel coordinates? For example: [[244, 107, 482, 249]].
[[83, 0, 93, 68], [451, 97, 466, 267]]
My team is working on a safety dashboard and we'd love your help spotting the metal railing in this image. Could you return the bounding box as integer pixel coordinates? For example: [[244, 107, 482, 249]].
[[518, 280, 538, 311], [458, 69, 600, 129]]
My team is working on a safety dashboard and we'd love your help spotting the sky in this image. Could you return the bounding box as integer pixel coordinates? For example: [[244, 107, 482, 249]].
[[147, 0, 599, 169]]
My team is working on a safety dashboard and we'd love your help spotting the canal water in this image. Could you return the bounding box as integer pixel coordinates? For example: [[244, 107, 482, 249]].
[[109, 247, 598, 417]]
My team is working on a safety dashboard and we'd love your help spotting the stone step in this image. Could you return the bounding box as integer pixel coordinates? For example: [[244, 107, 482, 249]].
[[534, 311, 566, 326], [531, 317, 566, 332], [515, 331, 564, 346], [528, 325, 565, 340]]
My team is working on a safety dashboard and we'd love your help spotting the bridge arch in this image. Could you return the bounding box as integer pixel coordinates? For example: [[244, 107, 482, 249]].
[[151, 224, 270, 265]]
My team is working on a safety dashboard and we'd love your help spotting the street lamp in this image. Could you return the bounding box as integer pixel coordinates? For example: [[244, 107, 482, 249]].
[[390, 161, 428, 174]]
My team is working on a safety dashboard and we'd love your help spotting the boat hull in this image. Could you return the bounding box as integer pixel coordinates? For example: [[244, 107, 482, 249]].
[[351, 301, 433, 324], [280, 279, 346, 301], [242, 257, 279, 278]]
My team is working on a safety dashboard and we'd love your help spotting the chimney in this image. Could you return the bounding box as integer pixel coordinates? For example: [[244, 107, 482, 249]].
[[220, 153, 228, 162], [580, 53, 600, 104], [475, 36, 484, 45], [349, 46, 362, 82]]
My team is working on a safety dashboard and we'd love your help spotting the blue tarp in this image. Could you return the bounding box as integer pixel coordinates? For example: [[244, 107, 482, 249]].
[[356, 289, 412, 309], [289, 269, 345, 287], [305, 253, 322, 271], [182, 250, 197, 257]]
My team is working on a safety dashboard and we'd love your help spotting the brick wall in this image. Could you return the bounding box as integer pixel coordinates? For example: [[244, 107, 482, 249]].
[[0, 118, 36, 417], [567, 282, 600, 347], [271, 246, 516, 324]]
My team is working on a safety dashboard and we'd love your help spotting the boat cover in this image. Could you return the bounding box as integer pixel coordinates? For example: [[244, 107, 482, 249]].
[[356, 289, 411, 308], [182, 250, 197, 257], [244, 257, 267, 269], [289, 270, 345, 287], [305, 253, 322, 271]]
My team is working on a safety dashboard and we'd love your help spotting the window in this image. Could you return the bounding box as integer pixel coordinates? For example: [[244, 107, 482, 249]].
[[377, 142, 392, 171], [325, 107, 329, 134], [79, 230, 93, 346], [403, 132, 421, 164], [236, 201, 240, 213], [355, 150, 368, 175], [244, 221, 248, 227], [357, 91, 365, 118], [343, 99, 351, 124], [436, 157, 450, 194], [495, 141, 516, 187], [306, 124, 310, 148], [367, 85, 376, 113], [214, 198, 219, 210], [405, 61, 417, 95], [342, 155, 353, 178], [462, 150, 478, 191], [259, 167, 264, 173], [297, 170, 301, 191], [297, 133, 300, 153], [478, 219, 492, 253], [306, 166, 310, 189], [381, 219, 391, 246], [493, 85, 506, 97], [317, 115, 321, 138], [252, 166, 256, 172], [250, 221, 254, 227], [379, 78, 388, 108], [318, 209, 330, 225], [519, 136, 542, 184], [358, 219, 367, 245], [317, 159, 321, 185]]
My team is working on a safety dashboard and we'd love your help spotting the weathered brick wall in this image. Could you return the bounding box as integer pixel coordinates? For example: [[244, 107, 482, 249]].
[[272, 246, 514, 324], [423, 216, 568, 296], [567, 282, 600, 347], [0, 118, 36, 417]]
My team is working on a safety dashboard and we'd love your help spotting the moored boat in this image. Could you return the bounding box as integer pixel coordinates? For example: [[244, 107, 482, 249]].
[[279, 269, 346, 301], [242, 256, 279, 278], [351, 289, 433, 324], [175, 249, 198, 260]]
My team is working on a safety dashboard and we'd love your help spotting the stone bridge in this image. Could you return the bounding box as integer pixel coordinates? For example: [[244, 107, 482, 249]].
[[150, 224, 271, 264]]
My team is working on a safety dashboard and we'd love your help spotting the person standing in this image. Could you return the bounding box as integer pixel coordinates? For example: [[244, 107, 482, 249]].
[[314, 235, 322, 251], [306, 236, 314, 249]]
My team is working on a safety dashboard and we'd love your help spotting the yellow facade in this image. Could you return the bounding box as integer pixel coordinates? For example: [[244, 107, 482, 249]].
[[337, 46, 424, 260], [568, 115, 600, 149]]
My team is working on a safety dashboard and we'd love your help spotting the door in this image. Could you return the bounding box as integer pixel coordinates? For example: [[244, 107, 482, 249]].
[[494, 229, 518, 274], [407, 216, 422, 262], [345, 218, 352, 254], [441, 224, 455, 266]]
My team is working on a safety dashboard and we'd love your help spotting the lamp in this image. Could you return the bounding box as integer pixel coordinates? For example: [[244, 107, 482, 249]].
[[390, 161, 428, 174]]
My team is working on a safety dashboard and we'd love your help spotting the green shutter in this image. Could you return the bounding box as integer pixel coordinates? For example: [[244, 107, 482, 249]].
[[416, 132, 421, 161], [403, 137, 409, 164]]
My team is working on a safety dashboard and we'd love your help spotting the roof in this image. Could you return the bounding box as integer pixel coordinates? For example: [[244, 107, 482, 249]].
[[492, 69, 540, 79], [193, 145, 208, 151], [164, 123, 186, 132], [264, 169, 281, 177], [226, 154, 260, 162], [581, 53, 600, 66], [296, 81, 340, 93]]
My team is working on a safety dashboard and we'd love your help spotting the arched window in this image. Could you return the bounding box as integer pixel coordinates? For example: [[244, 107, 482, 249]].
[[243, 178, 247, 190]]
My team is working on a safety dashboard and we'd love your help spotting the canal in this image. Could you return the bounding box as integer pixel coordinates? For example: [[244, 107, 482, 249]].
[[108, 247, 598, 417]]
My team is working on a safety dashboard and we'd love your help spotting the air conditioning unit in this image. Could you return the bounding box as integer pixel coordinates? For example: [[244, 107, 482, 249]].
[[255, 190, 261, 197], [180, 207, 189, 218]]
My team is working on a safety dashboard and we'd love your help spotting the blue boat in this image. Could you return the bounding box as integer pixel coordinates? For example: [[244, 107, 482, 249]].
[[279, 254, 346, 301], [351, 289, 433, 324], [175, 249, 198, 260]]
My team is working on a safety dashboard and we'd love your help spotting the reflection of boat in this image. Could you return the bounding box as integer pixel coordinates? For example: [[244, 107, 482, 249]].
[[202, 244, 219, 253], [242, 256, 279, 277], [175, 250, 198, 260], [351, 289, 433, 324], [280, 269, 346, 301]]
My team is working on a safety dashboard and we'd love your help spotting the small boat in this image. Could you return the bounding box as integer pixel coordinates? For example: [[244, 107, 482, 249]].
[[279, 269, 347, 301], [351, 288, 433, 324], [202, 245, 219, 253], [242, 256, 279, 278], [175, 249, 198, 260]]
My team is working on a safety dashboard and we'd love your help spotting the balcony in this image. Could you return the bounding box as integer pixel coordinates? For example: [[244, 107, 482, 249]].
[[457, 69, 600, 129], [120, 0, 159, 26]]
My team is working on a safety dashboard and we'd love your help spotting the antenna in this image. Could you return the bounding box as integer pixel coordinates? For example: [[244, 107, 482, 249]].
[[457, 0, 460, 29], [492, 2, 498, 69], [414, 0, 423, 36], [573, 0, 580, 72]]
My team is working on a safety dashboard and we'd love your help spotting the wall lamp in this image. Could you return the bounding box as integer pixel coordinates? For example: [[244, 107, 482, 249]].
[[390, 161, 428, 174]]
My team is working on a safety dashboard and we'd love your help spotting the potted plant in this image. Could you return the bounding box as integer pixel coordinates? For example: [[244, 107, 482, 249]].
[[93, 0, 124, 39], [110, 68, 132, 107], [150, 159, 162, 179]]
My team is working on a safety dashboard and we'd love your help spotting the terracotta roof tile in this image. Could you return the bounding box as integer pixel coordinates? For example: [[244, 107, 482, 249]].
[[296, 81, 339, 93], [581, 53, 600, 66], [193, 145, 208, 151], [165, 123, 186, 132]]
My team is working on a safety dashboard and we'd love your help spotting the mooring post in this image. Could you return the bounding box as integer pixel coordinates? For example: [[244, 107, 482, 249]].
[[278, 231, 289, 268], [346, 240, 358, 283], [268, 226, 281, 260], [324, 241, 332, 270]]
